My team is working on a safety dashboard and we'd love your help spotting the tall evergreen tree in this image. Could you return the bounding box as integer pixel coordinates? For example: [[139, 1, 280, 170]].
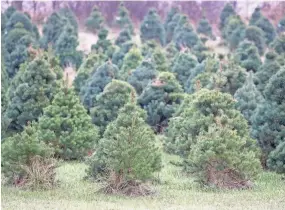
[[245, 26, 266, 55], [164, 7, 181, 44], [197, 15, 213, 38], [151, 47, 170, 72], [219, 3, 236, 36], [140, 8, 166, 46], [85, 6, 105, 33], [112, 41, 134, 69], [59, 7, 78, 35], [91, 28, 114, 59], [115, 2, 134, 34]]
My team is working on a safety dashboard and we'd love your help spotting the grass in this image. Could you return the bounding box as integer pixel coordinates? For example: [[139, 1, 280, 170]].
[[2, 153, 285, 210]]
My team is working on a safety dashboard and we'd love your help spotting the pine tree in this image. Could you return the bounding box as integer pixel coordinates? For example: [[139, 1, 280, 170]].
[[115, 2, 134, 34], [185, 62, 206, 93], [249, 8, 262, 25], [138, 72, 183, 131], [59, 7, 78, 35], [80, 61, 119, 110], [5, 56, 61, 132], [140, 8, 165, 46], [91, 28, 114, 59], [120, 47, 143, 81], [234, 40, 262, 72], [151, 47, 170, 72], [267, 141, 285, 174], [91, 80, 136, 134], [141, 40, 159, 57], [165, 89, 261, 187], [85, 6, 105, 33], [112, 41, 134, 69], [128, 60, 158, 95], [165, 42, 179, 63], [255, 52, 281, 93], [192, 41, 209, 63], [73, 53, 104, 94], [171, 52, 198, 89], [197, 16, 213, 38], [6, 11, 33, 33], [234, 71, 264, 125], [38, 85, 99, 160], [164, 7, 181, 44], [219, 3, 236, 35], [4, 6, 16, 20], [245, 26, 266, 55], [115, 29, 132, 47], [277, 16, 285, 34], [272, 34, 285, 54], [89, 100, 162, 187]]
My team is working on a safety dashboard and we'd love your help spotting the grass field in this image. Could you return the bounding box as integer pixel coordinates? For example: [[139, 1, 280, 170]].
[[2, 153, 285, 210]]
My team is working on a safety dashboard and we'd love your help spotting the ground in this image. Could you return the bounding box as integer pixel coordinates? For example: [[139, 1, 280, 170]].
[[2, 153, 285, 210]]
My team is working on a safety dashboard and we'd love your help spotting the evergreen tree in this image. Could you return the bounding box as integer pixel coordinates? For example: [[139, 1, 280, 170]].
[[185, 62, 206, 93], [128, 60, 158, 95], [6, 11, 33, 33], [165, 42, 179, 63], [252, 68, 285, 167], [89, 100, 162, 187], [115, 29, 132, 47], [91, 80, 136, 134], [38, 85, 99, 160], [171, 52, 198, 89], [80, 61, 119, 110], [192, 41, 209, 63], [91, 28, 114, 59], [164, 7, 181, 44], [5, 55, 61, 132], [255, 52, 281, 93], [277, 16, 285, 34], [138, 72, 183, 131], [85, 6, 105, 33], [165, 89, 261, 187], [112, 41, 134, 69], [120, 47, 143, 81], [197, 16, 213, 38], [249, 7, 262, 25], [245, 26, 266, 55], [140, 8, 165, 46], [234, 71, 264, 125], [267, 141, 285, 174], [59, 7, 78, 35], [151, 47, 170, 72], [115, 2, 134, 34], [219, 3, 236, 35], [234, 40, 262, 72], [73, 53, 104, 94], [4, 6, 16, 20], [141, 40, 159, 57], [40, 12, 65, 49], [272, 34, 285, 54]]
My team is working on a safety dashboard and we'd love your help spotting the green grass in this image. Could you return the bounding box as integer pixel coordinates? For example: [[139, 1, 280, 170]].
[[2, 153, 285, 210]]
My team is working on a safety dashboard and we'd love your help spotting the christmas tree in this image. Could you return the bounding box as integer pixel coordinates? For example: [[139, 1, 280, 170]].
[[59, 7, 78, 35], [151, 47, 170, 72], [115, 29, 132, 47], [91, 28, 114, 59], [164, 7, 181, 44], [197, 15, 213, 38], [115, 2, 134, 34], [85, 6, 105, 33], [219, 3, 236, 36], [6, 11, 33, 33], [112, 41, 134, 69], [277, 15, 285, 34], [272, 34, 285, 54], [245, 26, 266, 55], [140, 8, 165, 46]]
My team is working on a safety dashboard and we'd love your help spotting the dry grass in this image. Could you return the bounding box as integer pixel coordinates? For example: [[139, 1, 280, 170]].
[[2, 153, 285, 210]]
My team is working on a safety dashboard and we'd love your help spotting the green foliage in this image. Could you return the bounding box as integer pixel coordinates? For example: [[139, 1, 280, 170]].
[[165, 42, 179, 63], [112, 41, 134, 69], [151, 48, 170, 72], [91, 80, 136, 134], [141, 40, 159, 57], [171, 52, 198, 89], [80, 61, 119, 110], [128, 60, 158, 95], [4, 6, 16, 20], [255, 52, 281, 93], [192, 41, 209, 63], [89, 101, 162, 182], [5, 56, 61, 132], [267, 142, 285, 174], [1, 122, 54, 184], [234, 40, 262, 72], [249, 8, 262, 25], [272, 34, 285, 54], [73, 53, 104, 94], [38, 86, 99, 160], [277, 16, 285, 34], [91, 28, 114, 59], [234, 71, 264, 125], [140, 8, 165, 46], [6, 11, 33, 33], [138, 72, 183, 131], [120, 47, 143, 80], [245, 26, 266, 55], [115, 29, 132, 47], [85, 6, 105, 33], [197, 16, 213, 37], [219, 3, 236, 34], [59, 7, 78, 35], [164, 7, 180, 44], [115, 2, 134, 34]]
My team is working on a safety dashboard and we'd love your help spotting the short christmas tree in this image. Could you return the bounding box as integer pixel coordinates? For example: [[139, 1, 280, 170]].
[[272, 34, 285, 54], [6, 11, 33, 33], [151, 47, 170, 72], [112, 41, 134, 69], [115, 29, 132, 47], [115, 2, 134, 34], [267, 141, 285, 174], [197, 15, 213, 38], [91, 28, 114, 59], [245, 26, 266, 55], [219, 3, 236, 36], [59, 7, 78, 35], [164, 7, 181, 44], [85, 6, 105, 33]]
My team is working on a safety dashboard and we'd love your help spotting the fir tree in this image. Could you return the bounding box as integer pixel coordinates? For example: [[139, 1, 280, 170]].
[[91, 80, 136, 134], [267, 142, 285, 174], [165, 42, 179, 63], [141, 40, 159, 57], [115, 29, 132, 47], [115, 2, 134, 34], [138, 72, 183, 131], [91, 28, 114, 59], [6, 11, 33, 33], [112, 41, 134, 69], [245, 26, 266, 55], [151, 47, 170, 72], [164, 7, 181, 44], [197, 16, 213, 38], [234, 40, 262, 72], [128, 60, 158, 95], [171, 52, 198, 89], [272, 34, 285, 54], [89, 99, 162, 186], [140, 8, 166, 46], [234, 71, 264, 125], [120, 47, 143, 81], [80, 61, 119, 110], [59, 7, 78, 35], [192, 41, 209, 63], [38, 85, 99, 160], [5, 56, 60, 132], [255, 52, 281, 93], [277, 16, 285, 34], [85, 6, 105, 33], [249, 8, 262, 25], [4, 6, 16, 20], [219, 3, 236, 35], [185, 62, 206, 93]]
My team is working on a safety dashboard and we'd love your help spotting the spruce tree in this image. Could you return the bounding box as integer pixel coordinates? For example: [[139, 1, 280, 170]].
[[59, 7, 78, 35], [115, 2, 134, 34], [141, 40, 159, 57], [140, 8, 166, 46], [272, 34, 285, 54], [4, 6, 16, 20], [85, 6, 105, 33], [120, 47, 143, 81], [277, 16, 285, 34], [255, 52, 281, 93], [115, 29, 132, 47], [138, 72, 183, 131], [38, 85, 99, 160], [219, 3, 236, 35], [249, 8, 262, 25], [128, 60, 158, 95], [5, 55, 61, 132], [6, 11, 33, 33], [91, 80, 136, 134], [245, 26, 266, 55], [89, 99, 162, 187], [151, 47, 170, 72], [91, 28, 114, 59], [234, 71, 264, 125], [197, 16, 213, 38], [80, 61, 119, 110], [165, 89, 261, 187], [171, 52, 198, 89], [112, 41, 134, 69], [164, 7, 181, 44], [267, 142, 285, 174], [165, 42, 179, 63], [234, 40, 262, 72]]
